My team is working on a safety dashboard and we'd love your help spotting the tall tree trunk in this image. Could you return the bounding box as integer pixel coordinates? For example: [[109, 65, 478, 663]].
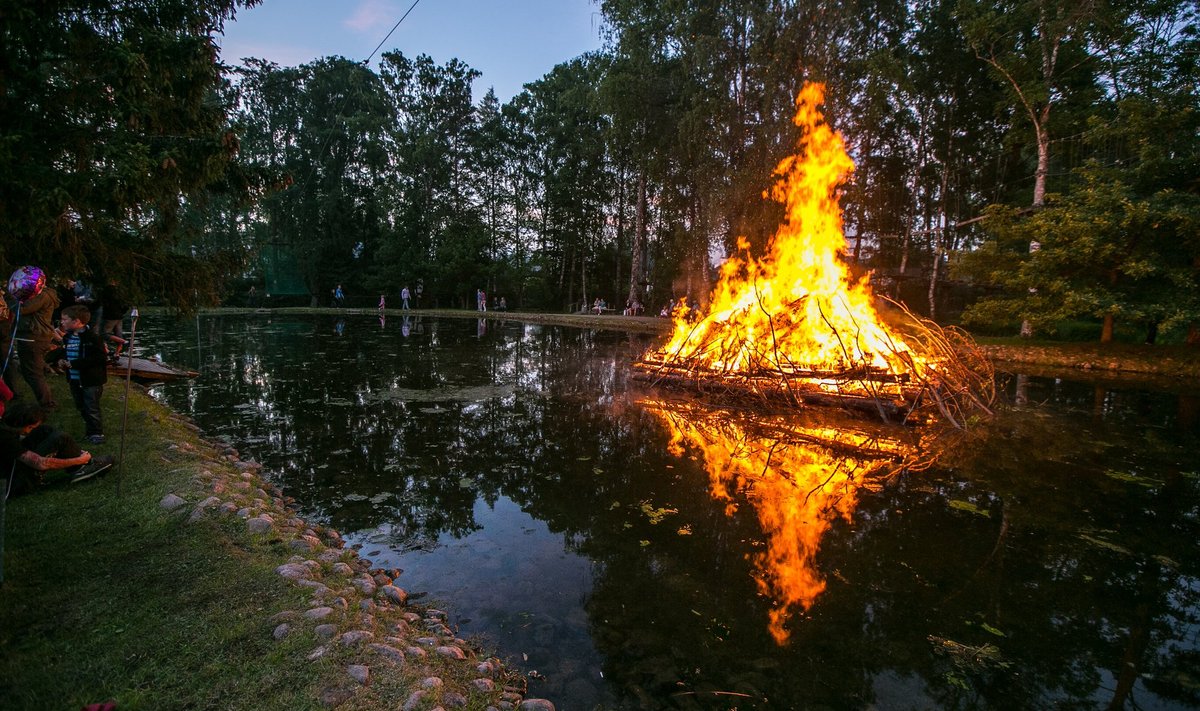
[[628, 168, 647, 306], [1100, 314, 1115, 343]]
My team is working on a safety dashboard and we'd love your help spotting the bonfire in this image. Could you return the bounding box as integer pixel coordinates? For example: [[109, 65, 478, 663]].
[[634, 83, 993, 426]]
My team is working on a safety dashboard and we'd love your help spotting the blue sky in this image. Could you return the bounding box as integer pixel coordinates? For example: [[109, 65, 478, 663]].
[[218, 0, 605, 102]]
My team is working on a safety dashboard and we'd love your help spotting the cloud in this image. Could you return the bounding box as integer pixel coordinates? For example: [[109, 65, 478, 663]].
[[344, 0, 397, 32]]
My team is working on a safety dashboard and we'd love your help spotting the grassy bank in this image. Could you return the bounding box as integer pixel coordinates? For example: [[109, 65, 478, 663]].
[[0, 377, 530, 710]]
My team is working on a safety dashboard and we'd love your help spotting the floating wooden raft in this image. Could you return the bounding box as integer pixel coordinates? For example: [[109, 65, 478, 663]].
[[107, 355, 199, 383], [631, 356, 923, 421]]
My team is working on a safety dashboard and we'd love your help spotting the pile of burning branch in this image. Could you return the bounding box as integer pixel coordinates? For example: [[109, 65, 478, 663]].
[[633, 296, 995, 427], [632, 82, 994, 428]]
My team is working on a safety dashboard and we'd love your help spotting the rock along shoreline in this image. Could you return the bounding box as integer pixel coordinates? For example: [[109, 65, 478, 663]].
[[153, 404, 555, 711]]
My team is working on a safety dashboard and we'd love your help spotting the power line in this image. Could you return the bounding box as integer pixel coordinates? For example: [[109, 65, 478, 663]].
[[290, 0, 422, 196], [364, 0, 423, 65]]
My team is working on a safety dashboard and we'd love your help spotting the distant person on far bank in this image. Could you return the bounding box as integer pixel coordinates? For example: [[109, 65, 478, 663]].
[[498, 296, 507, 312], [49, 304, 108, 445], [401, 285, 411, 310], [333, 284, 345, 307], [1, 401, 114, 495], [476, 288, 487, 312]]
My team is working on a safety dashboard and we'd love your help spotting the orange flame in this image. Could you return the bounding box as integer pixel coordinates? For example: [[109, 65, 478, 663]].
[[648, 400, 914, 644], [653, 83, 925, 380]]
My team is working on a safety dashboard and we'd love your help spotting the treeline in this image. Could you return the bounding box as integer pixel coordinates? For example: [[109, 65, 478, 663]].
[[2, 1, 1197, 341]]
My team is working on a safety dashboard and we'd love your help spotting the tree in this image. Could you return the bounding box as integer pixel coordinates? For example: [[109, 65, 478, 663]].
[[0, 0, 264, 308], [959, 0, 1200, 342]]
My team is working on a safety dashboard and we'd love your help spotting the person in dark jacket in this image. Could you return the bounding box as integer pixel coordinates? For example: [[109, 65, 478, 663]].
[[48, 304, 108, 444], [98, 279, 131, 356], [7, 283, 59, 409]]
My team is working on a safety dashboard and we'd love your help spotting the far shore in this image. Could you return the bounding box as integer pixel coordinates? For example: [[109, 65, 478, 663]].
[[149, 306, 1200, 381]]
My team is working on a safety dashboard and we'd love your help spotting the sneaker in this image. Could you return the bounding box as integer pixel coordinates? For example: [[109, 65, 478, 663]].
[[71, 455, 116, 484], [87, 434, 106, 445]]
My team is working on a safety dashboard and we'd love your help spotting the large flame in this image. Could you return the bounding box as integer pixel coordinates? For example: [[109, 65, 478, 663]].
[[653, 83, 924, 380], [645, 399, 920, 644]]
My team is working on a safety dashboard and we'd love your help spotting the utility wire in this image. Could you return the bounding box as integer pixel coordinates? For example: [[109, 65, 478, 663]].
[[290, 0, 422, 196], [365, 0, 422, 65]]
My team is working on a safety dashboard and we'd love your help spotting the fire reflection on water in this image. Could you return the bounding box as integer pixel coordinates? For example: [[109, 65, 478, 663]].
[[642, 397, 934, 644]]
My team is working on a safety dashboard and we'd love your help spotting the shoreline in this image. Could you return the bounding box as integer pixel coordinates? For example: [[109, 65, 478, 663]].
[[0, 378, 553, 710]]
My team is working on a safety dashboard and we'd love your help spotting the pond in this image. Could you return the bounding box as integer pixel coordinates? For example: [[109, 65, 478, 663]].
[[139, 313, 1200, 710]]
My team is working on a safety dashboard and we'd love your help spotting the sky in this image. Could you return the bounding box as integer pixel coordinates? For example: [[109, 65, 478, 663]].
[[217, 0, 606, 103]]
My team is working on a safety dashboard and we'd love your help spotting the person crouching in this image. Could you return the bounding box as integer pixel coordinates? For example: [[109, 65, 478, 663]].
[[1, 402, 112, 495], [49, 305, 108, 445]]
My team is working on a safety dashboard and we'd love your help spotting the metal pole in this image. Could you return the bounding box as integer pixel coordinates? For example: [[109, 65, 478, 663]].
[[116, 307, 139, 496], [0, 465, 12, 585]]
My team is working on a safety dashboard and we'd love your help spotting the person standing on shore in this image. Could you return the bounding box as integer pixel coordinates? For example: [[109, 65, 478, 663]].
[[48, 305, 108, 444], [401, 285, 411, 310], [7, 282, 59, 409]]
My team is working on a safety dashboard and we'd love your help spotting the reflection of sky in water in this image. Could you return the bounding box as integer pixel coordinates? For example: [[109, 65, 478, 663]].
[[348, 496, 599, 672], [139, 314, 1200, 711]]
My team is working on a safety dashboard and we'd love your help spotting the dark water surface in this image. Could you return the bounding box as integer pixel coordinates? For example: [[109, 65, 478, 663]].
[[139, 313, 1200, 710]]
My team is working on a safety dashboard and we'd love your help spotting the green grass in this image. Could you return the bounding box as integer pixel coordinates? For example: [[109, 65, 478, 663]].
[[0, 378, 514, 710]]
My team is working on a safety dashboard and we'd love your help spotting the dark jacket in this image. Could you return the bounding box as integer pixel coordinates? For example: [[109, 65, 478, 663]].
[[47, 325, 108, 387], [10, 289, 59, 340]]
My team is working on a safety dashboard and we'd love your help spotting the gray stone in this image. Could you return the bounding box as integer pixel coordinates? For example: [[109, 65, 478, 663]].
[[237, 507, 253, 518], [419, 677, 444, 689], [159, 494, 187, 511], [331, 597, 349, 610], [368, 643, 406, 665], [476, 661, 496, 677], [381, 585, 408, 605], [435, 645, 467, 660], [403, 691, 428, 711], [443, 691, 468, 708], [352, 575, 377, 596], [276, 563, 310, 580], [273, 623, 291, 640], [359, 599, 376, 613], [518, 701, 556, 711], [248, 517, 274, 534], [415, 636, 439, 646], [314, 624, 338, 640], [347, 664, 370, 685], [308, 645, 328, 660], [332, 562, 354, 576], [472, 678, 496, 692], [289, 538, 316, 552], [318, 686, 352, 708], [305, 606, 334, 620], [219, 502, 238, 514], [319, 549, 343, 564], [405, 646, 428, 659], [338, 630, 374, 646]]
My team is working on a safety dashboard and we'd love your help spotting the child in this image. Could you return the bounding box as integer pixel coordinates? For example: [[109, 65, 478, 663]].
[[48, 304, 108, 444]]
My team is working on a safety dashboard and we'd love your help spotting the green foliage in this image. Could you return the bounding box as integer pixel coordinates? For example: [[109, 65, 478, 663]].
[[0, 0, 264, 310]]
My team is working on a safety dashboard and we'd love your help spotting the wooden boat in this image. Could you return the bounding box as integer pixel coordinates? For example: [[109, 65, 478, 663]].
[[107, 355, 198, 383]]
